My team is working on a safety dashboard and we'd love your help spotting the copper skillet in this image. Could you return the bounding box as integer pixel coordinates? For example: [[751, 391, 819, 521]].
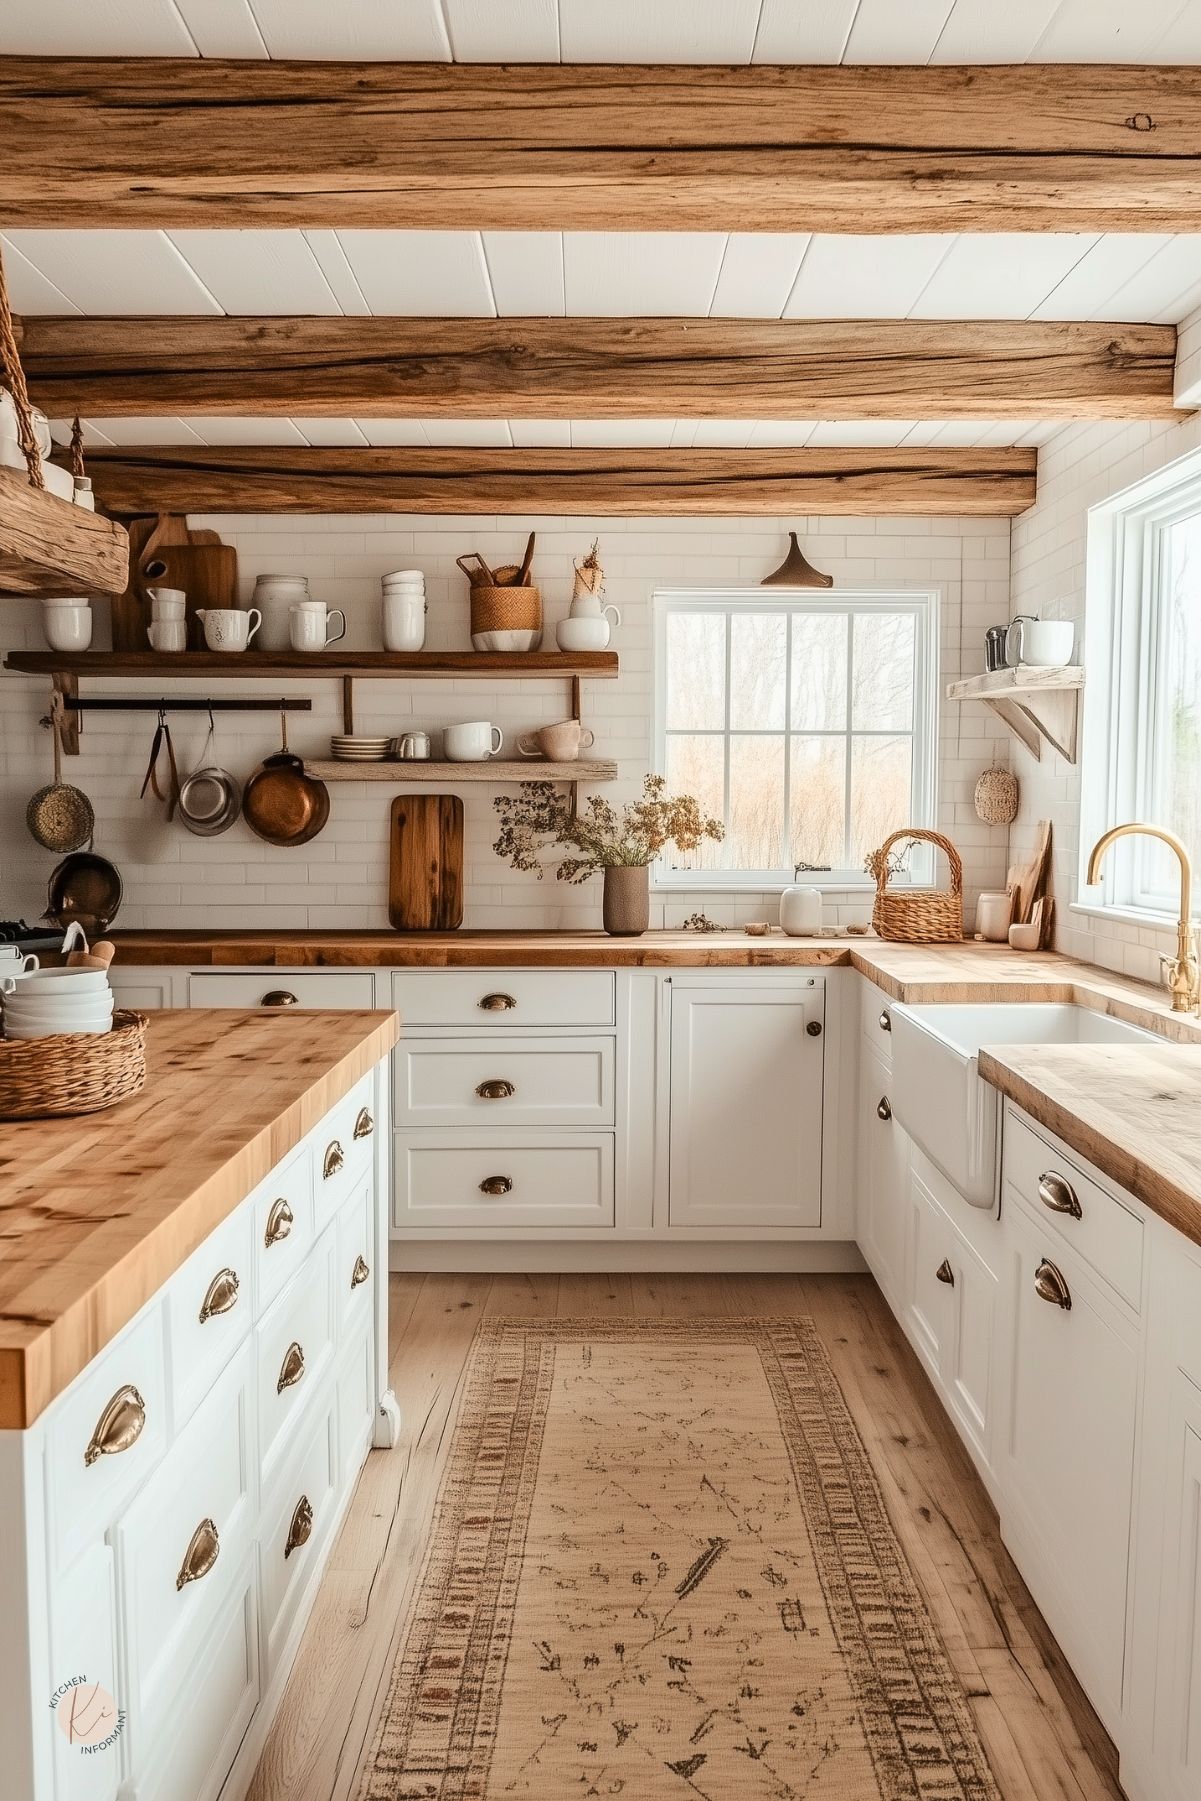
[[242, 714, 330, 847]]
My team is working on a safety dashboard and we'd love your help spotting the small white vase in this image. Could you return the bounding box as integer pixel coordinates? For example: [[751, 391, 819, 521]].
[[779, 886, 822, 936]]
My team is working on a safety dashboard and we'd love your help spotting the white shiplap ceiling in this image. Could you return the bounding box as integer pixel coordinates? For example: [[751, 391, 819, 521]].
[[3, 0, 1201, 63], [6, 0, 1201, 450]]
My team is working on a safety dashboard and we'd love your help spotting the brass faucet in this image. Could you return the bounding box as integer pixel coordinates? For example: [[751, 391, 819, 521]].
[[1086, 824, 1199, 1013]]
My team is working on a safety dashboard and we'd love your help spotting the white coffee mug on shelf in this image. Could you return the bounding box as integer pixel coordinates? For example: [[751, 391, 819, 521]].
[[196, 607, 261, 652], [41, 601, 92, 652], [1014, 618, 1075, 667], [148, 620, 187, 653], [147, 586, 186, 619], [289, 601, 347, 652], [444, 721, 503, 761]]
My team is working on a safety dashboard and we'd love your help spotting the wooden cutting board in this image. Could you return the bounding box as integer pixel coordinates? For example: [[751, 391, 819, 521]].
[[388, 795, 464, 930], [110, 515, 238, 650]]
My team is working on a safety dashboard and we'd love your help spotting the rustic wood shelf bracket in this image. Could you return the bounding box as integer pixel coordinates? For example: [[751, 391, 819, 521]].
[[945, 667, 1083, 765]]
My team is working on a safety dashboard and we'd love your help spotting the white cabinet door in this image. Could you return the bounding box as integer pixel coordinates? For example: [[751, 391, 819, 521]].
[[1152, 1374, 1201, 1800], [905, 1168, 956, 1373], [1000, 1201, 1139, 1727], [858, 1042, 908, 1302], [668, 982, 823, 1229]]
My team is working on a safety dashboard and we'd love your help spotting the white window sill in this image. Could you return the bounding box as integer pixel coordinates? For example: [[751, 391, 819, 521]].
[[654, 879, 878, 895], [1069, 899, 1193, 933]]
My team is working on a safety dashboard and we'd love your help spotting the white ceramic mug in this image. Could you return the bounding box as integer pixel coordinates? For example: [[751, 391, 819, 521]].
[[0, 953, 39, 993], [196, 607, 261, 652], [42, 601, 92, 652], [1014, 618, 1075, 667], [148, 619, 187, 652], [289, 602, 347, 652], [444, 721, 503, 761], [147, 586, 186, 618], [394, 731, 431, 759], [556, 616, 611, 653], [382, 592, 427, 652]]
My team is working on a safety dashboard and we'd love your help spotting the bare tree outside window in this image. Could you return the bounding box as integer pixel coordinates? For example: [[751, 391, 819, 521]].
[[657, 591, 936, 884]]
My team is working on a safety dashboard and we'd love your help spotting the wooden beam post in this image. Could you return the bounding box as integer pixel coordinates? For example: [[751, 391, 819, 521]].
[[1, 59, 1199, 232], [14, 316, 1180, 422], [81, 446, 1038, 518]]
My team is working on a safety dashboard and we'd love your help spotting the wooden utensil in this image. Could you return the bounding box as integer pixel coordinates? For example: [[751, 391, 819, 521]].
[[456, 551, 496, 587], [517, 530, 536, 585], [388, 795, 464, 930]]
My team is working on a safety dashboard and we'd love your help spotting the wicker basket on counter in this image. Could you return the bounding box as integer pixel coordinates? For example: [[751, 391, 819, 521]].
[[870, 828, 964, 943], [0, 1009, 148, 1120]]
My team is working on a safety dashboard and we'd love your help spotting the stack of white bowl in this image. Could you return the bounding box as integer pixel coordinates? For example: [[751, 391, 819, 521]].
[[2, 965, 114, 1039], [381, 569, 427, 651]]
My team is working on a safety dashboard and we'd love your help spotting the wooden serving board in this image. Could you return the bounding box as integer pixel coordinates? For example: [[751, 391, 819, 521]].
[[388, 795, 464, 930]]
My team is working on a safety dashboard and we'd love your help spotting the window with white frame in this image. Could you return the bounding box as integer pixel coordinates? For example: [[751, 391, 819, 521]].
[[654, 589, 938, 886], [1083, 452, 1201, 917]]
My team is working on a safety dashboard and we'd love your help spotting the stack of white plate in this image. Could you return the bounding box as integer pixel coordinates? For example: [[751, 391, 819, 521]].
[[330, 734, 392, 762], [2, 965, 114, 1039]]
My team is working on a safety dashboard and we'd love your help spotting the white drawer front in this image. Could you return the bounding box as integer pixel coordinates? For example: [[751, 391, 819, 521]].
[[137, 1567, 259, 1801], [48, 1303, 169, 1570], [166, 1202, 253, 1427], [252, 1142, 315, 1314], [860, 978, 894, 1064], [257, 1228, 337, 1482], [115, 1342, 255, 1736], [391, 968, 615, 1028], [314, 1070, 376, 1219], [260, 1392, 339, 1675], [395, 1036, 614, 1128], [187, 970, 376, 1009], [50, 1543, 120, 1801], [337, 1176, 375, 1337], [1004, 1108, 1144, 1310], [395, 1132, 615, 1230]]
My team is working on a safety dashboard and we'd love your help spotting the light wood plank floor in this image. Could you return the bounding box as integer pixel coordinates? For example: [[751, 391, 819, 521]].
[[246, 1273, 1125, 1801]]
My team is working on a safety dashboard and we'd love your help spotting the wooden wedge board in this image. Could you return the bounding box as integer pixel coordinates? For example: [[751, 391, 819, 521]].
[[388, 794, 464, 930]]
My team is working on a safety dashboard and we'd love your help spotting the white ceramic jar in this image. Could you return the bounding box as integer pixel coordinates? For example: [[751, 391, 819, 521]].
[[41, 599, 92, 652], [779, 886, 823, 936], [975, 890, 1014, 942], [382, 591, 426, 651], [252, 574, 309, 652]]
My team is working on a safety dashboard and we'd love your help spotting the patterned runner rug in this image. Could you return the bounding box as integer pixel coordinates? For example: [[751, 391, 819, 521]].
[[360, 1317, 1001, 1800]]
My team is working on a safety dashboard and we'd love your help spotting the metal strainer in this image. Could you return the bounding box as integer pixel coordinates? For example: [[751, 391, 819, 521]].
[[26, 694, 94, 853]]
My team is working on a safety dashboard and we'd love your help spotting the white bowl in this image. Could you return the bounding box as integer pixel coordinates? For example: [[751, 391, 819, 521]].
[[12, 967, 111, 994], [555, 617, 611, 653], [5, 994, 114, 1024], [4, 1017, 112, 1040]]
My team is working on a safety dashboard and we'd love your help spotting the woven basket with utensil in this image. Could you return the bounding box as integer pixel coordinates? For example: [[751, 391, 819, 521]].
[[0, 1009, 147, 1120], [870, 827, 964, 943]]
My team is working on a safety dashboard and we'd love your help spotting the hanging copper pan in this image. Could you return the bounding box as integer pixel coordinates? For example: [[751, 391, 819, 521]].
[[242, 714, 329, 847]]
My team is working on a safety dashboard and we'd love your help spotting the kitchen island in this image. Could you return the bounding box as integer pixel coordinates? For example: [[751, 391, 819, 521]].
[[0, 1006, 398, 1801]]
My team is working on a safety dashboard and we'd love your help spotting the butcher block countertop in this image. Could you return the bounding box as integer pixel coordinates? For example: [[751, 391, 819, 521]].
[[0, 1008, 398, 1432], [980, 1043, 1201, 1248]]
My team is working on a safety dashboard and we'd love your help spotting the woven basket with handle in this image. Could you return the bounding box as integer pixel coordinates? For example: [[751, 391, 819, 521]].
[[0, 1009, 147, 1120], [470, 584, 542, 636], [871, 828, 964, 943]]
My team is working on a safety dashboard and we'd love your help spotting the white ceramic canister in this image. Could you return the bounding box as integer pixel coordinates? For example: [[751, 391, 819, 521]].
[[382, 590, 426, 651], [252, 574, 309, 652], [41, 599, 93, 652], [779, 885, 823, 936], [975, 890, 1014, 942]]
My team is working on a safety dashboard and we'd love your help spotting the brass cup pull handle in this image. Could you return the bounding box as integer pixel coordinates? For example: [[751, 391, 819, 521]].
[[277, 1341, 305, 1393], [353, 1106, 374, 1141], [480, 1175, 513, 1196], [323, 1139, 345, 1180], [1034, 1258, 1072, 1311], [84, 1384, 146, 1467], [476, 1079, 516, 1100], [876, 1096, 892, 1121], [261, 989, 298, 1008], [176, 1517, 220, 1590], [479, 992, 517, 1011], [1038, 1171, 1082, 1220], [264, 1196, 294, 1248], [198, 1267, 239, 1324], [879, 1008, 892, 1031], [351, 1254, 370, 1288], [285, 1495, 314, 1560], [935, 1258, 955, 1286]]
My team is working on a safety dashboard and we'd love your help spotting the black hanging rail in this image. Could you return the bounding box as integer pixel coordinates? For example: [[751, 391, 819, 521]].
[[53, 696, 313, 715]]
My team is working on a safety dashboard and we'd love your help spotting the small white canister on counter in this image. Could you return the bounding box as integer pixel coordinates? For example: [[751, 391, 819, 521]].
[[779, 885, 823, 936], [975, 890, 1014, 942]]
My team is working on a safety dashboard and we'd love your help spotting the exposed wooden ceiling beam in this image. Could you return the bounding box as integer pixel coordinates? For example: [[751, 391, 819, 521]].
[[80, 446, 1037, 517], [1, 59, 1198, 232], [15, 316, 1179, 422]]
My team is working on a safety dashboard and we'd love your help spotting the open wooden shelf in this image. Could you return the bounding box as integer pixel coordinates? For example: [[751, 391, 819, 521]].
[[0, 467, 129, 599], [3, 649, 618, 679], [946, 664, 1083, 763], [307, 758, 617, 783]]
